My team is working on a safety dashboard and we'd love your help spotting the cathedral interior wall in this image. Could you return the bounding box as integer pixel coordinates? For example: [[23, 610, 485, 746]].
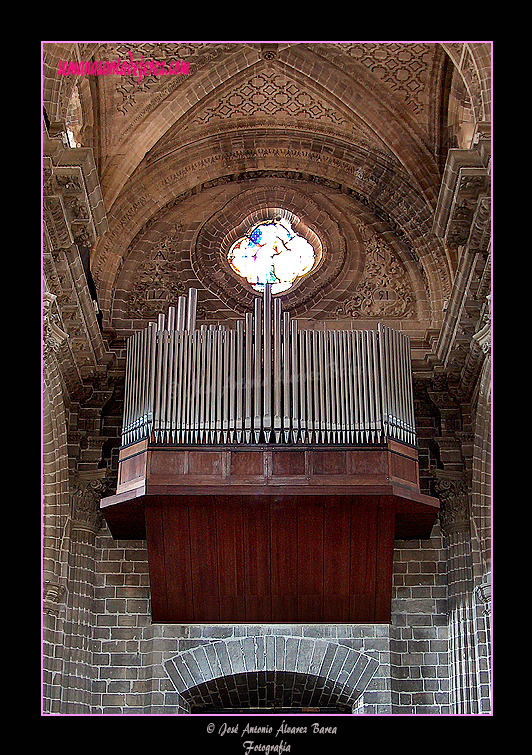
[[42, 41, 492, 716]]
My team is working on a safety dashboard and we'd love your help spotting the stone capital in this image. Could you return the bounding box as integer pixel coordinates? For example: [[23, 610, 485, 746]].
[[69, 471, 112, 532], [433, 471, 471, 534]]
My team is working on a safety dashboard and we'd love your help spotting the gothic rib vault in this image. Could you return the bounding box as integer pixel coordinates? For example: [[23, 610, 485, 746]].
[[51, 42, 459, 337]]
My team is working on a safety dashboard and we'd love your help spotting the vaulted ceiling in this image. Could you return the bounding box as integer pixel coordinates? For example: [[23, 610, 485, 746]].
[[42, 41, 491, 360]]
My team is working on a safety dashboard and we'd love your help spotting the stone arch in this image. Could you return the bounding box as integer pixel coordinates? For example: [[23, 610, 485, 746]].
[[95, 140, 447, 327], [98, 43, 442, 215], [164, 636, 379, 713], [108, 173, 433, 333], [190, 183, 354, 318], [441, 43, 492, 149], [100, 44, 263, 212]]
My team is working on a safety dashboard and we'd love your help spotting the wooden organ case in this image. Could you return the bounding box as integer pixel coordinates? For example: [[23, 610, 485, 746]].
[[101, 286, 439, 623]]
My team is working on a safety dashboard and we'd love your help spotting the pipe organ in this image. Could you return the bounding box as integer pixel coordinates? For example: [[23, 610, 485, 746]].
[[121, 285, 416, 449], [101, 286, 439, 624]]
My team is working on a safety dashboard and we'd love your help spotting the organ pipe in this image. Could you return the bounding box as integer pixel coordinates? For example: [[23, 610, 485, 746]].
[[121, 285, 417, 448]]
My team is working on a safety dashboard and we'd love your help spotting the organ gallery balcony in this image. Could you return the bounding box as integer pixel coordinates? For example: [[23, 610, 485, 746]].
[[101, 285, 439, 624]]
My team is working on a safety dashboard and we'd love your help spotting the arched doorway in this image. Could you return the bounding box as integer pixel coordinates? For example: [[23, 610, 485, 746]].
[[186, 670, 351, 713], [164, 636, 379, 714]]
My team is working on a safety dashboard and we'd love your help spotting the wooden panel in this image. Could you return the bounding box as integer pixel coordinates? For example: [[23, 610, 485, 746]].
[[118, 438, 148, 461], [272, 451, 305, 477], [270, 498, 299, 622], [216, 496, 246, 621], [387, 438, 418, 459], [188, 451, 223, 477], [188, 498, 220, 621], [389, 451, 418, 487], [297, 497, 324, 621], [231, 451, 264, 478], [374, 500, 395, 622], [117, 451, 146, 486], [150, 449, 187, 477], [242, 499, 272, 621], [312, 450, 346, 476], [100, 492, 147, 540], [103, 443, 439, 623], [144, 502, 168, 621], [116, 445, 148, 494], [349, 498, 378, 622], [323, 497, 352, 621], [162, 502, 194, 621], [347, 449, 386, 477]]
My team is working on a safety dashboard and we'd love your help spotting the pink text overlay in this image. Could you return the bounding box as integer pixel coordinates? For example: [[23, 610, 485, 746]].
[[57, 51, 190, 83]]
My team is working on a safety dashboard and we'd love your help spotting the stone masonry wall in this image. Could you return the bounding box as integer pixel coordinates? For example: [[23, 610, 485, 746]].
[[90, 522, 449, 715]]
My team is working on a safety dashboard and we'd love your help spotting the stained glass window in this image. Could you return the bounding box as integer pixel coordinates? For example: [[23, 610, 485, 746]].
[[228, 218, 316, 294]]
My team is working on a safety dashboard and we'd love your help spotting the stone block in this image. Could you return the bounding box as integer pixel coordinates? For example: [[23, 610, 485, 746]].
[[203, 643, 224, 679], [212, 641, 232, 678]]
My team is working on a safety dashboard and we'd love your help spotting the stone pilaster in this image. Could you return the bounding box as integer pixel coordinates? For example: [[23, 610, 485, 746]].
[[433, 471, 485, 713]]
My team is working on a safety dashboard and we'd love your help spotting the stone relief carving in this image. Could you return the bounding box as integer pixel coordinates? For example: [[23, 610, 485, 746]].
[[336, 235, 415, 319], [100, 42, 236, 118], [114, 168, 431, 324], [95, 144, 445, 295], [127, 245, 186, 319], [43, 580, 67, 616], [43, 292, 69, 355], [474, 580, 491, 616]]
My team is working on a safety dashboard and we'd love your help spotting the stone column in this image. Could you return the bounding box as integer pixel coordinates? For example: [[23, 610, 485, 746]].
[[42, 292, 71, 713], [435, 472, 484, 714], [59, 472, 109, 713]]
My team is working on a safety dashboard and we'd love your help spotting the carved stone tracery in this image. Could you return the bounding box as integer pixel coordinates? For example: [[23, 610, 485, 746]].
[[190, 65, 352, 130], [317, 42, 434, 118]]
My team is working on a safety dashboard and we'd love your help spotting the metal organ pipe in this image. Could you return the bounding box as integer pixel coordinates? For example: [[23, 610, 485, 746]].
[[253, 297, 262, 444], [120, 285, 417, 449]]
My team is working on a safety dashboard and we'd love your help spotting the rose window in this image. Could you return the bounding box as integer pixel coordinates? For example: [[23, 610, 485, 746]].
[[228, 218, 317, 295]]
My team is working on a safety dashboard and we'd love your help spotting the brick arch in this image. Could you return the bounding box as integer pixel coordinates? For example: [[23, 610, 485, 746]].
[[164, 636, 379, 712], [148, 47, 440, 201]]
